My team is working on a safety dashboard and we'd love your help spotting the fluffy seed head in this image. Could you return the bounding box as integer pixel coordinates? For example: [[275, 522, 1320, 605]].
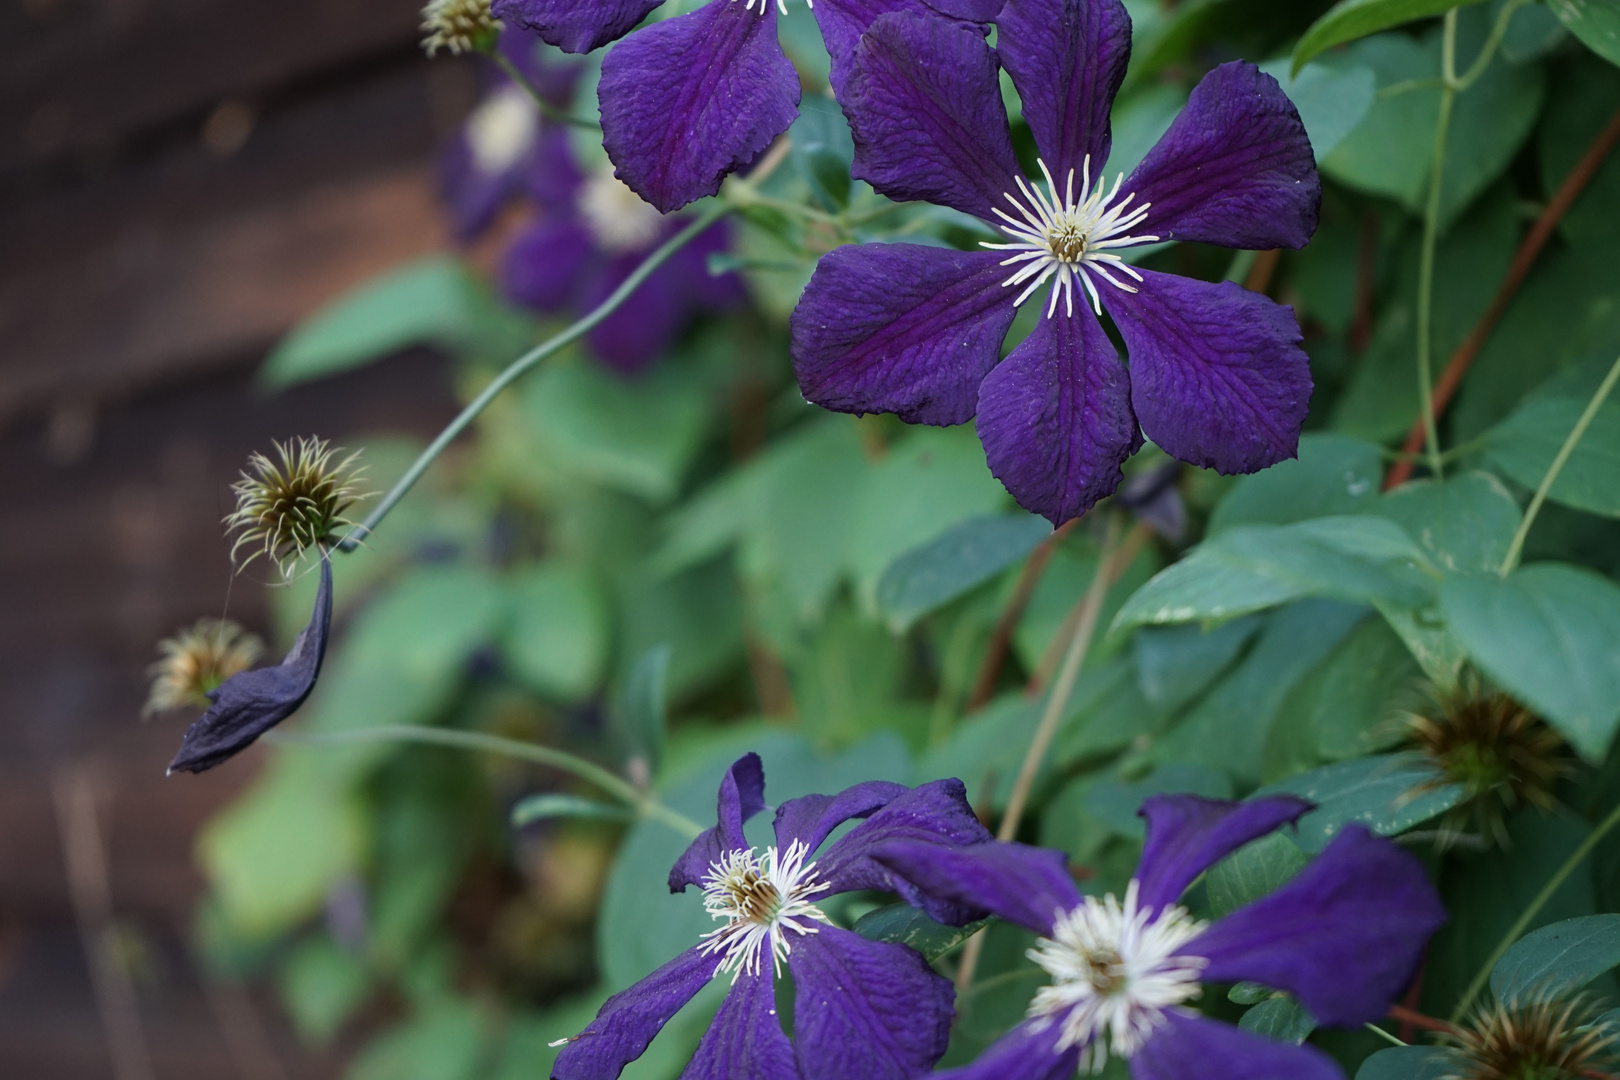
[[145, 619, 264, 715], [421, 0, 501, 55], [1441, 996, 1616, 1080], [225, 437, 368, 576]]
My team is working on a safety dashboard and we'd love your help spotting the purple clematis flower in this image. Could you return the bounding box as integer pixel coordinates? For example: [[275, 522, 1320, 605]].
[[874, 795, 1447, 1080], [790, 0, 1320, 525], [491, 0, 1000, 213], [500, 134, 743, 372], [551, 752, 993, 1080]]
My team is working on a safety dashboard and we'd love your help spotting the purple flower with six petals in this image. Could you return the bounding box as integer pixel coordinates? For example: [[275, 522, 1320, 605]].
[[551, 753, 993, 1080], [874, 794, 1447, 1080], [790, 0, 1321, 524]]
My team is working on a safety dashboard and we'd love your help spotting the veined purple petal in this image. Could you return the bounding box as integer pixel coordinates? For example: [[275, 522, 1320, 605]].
[[872, 840, 1082, 936], [584, 252, 686, 373], [1130, 1012, 1342, 1080], [502, 218, 597, 314], [1135, 795, 1312, 914], [772, 781, 908, 854], [975, 303, 1138, 526], [599, 0, 800, 213], [813, 780, 993, 924], [1187, 827, 1446, 1027], [670, 754, 769, 892], [677, 968, 801, 1080], [1102, 269, 1311, 475], [553, 945, 716, 1080], [844, 12, 1019, 222], [996, 0, 1131, 180], [1124, 62, 1320, 250], [933, 1019, 1078, 1080], [790, 244, 1015, 426], [492, 0, 665, 54], [788, 927, 954, 1080]]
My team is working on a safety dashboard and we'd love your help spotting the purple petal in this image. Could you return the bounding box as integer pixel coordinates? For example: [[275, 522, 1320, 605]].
[[995, 0, 1131, 179], [584, 252, 686, 373], [553, 945, 716, 1080], [872, 840, 1082, 936], [677, 220, 747, 310], [670, 754, 769, 892], [1101, 269, 1311, 475], [975, 304, 1138, 526], [1130, 1012, 1342, 1080], [772, 781, 908, 854], [676, 969, 800, 1080], [843, 12, 1020, 222], [933, 1019, 1077, 1080], [812, 780, 994, 924], [788, 927, 953, 1080], [526, 128, 586, 214], [599, 0, 800, 213], [1124, 62, 1320, 250], [497, 33, 585, 108], [492, 0, 665, 54], [790, 244, 1015, 426], [1135, 795, 1312, 914], [440, 133, 519, 240], [502, 218, 597, 314], [813, 0, 996, 97], [1187, 826, 1446, 1027]]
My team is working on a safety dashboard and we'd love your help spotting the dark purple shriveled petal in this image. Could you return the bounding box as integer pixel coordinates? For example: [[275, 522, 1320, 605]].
[[1134, 794, 1312, 913], [670, 753, 769, 892], [599, 0, 800, 213], [502, 218, 598, 314], [492, 0, 665, 54], [814, 780, 993, 924], [772, 781, 907, 854], [552, 945, 716, 1080], [584, 252, 686, 373], [790, 244, 1015, 427], [1130, 1012, 1343, 1080], [976, 304, 1139, 526], [843, 12, 1020, 222], [676, 969, 801, 1080], [872, 840, 1082, 936], [168, 556, 333, 774], [1124, 62, 1320, 250], [933, 1020, 1077, 1080], [1187, 827, 1447, 1027], [788, 927, 954, 1080], [1102, 269, 1311, 475], [995, 0, 1131, 179]]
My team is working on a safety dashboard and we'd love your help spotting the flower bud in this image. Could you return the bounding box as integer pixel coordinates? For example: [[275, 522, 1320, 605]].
[[145, 619, 263, 715], [421, 0, 501, 55], [224, 437, 367, 577]]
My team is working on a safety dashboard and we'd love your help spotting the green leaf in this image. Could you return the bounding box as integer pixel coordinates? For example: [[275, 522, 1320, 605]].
[[1356, 1047, 1459, 1080], [1259, 61, 1377, 161], [1491, 914, 1620, 1004], [1206, 833, 1308, 917], [1228, 981, 1274, 1005], [1540, 56, 1620, 250], [1440, 564, 1620, 761], [1255, 753, 1466, 853], [277, 936, 372, 1045], [1548, 0, 1620, 67], [615, 645, 671, 773], [791, 601, 922, 751], [345, 998, 487, 1080], [1209, 434, 1383, 533], [875, 513, 1052, 632], [1294, 0, 1486, 72], [1498, 0, 1568, 62], [502, 563, 610, 700], [854, 903, 988, 961], [1488, 395, 1620, 518], [790, 94, 854, 210], [1377, 472, 1524, 573], [1132, 616, 1263, 711], [1084, 764, 1232, 839], [1239, 995, 1317, 1044], [511, 794, 636, 827]]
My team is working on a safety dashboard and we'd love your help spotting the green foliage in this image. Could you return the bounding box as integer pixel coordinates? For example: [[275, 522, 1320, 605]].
[[1548, 0, 1620, 67], [854, 903, 988, 961], [1490, 914, 1620, 1003], [1295, 0, 1487, 72], [876, 514, 1051, 633]]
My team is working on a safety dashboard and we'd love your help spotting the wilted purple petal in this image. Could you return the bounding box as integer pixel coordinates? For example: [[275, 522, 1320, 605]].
[[788, 927, 953, 1080], [670, 753, 769, 892], [844, 12, 1020, 222], [975, 304, 1138, 526], [772, 781, 907, 854], [1124, 62, 1319, 250], [492, 0, 665, 54], [996, 0, 1131, 179], [790, 244, 1015, 426], [599, 0, 800, 213], [677, 968, 800, 1080], [1102, 269, 1311, 475], [553, 945, 716, 1080], [1135, 795, 1311, 914], [873, 840, 1081, 936], [584, 252, 687, 373], [168, 556, 332, 774], [502, 218, 597, 314], [1188, 826, 1446, 1026], [1130, 1011, 1342, 1080]]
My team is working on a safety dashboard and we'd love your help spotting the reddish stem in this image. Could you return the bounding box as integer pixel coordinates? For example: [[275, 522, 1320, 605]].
[[964, 518, 1078, 711], [1387, 1003, 1456, 1035]]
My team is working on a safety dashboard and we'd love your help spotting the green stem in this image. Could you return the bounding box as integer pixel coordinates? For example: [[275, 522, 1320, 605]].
[[269, 724, 705, 838], [1449, 0, 1533, 92], [1450, 797, 1620, 1021], [491, 50, 598, 130], [1364, 1023, 1408, 1049], [337, 203, 731, 552], [1414, 9, 1459, 481], [1499, 351, 1620, 574]]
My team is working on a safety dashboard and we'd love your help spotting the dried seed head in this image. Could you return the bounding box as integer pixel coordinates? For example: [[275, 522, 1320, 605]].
[[1442, 996, 1616, 1080], [1400, 672, 1570, 849], [224, 437, 368, 576], [421, 0, 501, 55], [145, 619, 264, 715]]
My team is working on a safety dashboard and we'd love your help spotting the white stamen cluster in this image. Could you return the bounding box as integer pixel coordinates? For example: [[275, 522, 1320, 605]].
[[578, 168, 668, 253], [466, 85, 538, 176], [699, 841, 831, 981], [738, 0, 810, 15], [1026, 880, 1208, 1073], [984, 155, 1158, 319]]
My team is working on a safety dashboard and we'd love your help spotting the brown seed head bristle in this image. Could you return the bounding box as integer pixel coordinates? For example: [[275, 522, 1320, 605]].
[[224, 436, 368, 577], [1442, 996, 1615, 1080], [145, 618, 264, 715]]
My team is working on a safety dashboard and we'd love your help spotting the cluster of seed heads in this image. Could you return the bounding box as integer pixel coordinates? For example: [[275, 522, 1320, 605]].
[[224, 436, 368, 577], [145, 618, 263, 715], [421, 0, 501, 55], [1441, 996, 1615, 1080]]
